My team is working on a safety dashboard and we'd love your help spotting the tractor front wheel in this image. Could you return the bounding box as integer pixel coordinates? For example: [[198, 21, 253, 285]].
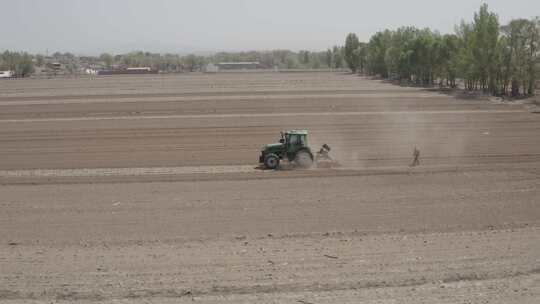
[[264, 154, 280, 169], [295, 150, 313, 168]]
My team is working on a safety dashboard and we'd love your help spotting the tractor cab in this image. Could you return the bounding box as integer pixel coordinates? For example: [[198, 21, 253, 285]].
[[281, 130, 308, 160], [260, 130, 314, 169]]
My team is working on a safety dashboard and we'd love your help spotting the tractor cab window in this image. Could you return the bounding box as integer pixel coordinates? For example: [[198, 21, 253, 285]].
[[288, 134, 306, 146], [288, 134, 301, 145], [299, 135, 306, 146]]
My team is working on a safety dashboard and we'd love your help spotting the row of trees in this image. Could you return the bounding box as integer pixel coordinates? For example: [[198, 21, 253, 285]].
[[343, 5, 540, 96], [325, 46, 346, 69], [98, 49, 341, 71], [73, 49, 346, 73], [98, 52, 197, 72], [1, 49, 345, 77], [0, 51, 34, 77]]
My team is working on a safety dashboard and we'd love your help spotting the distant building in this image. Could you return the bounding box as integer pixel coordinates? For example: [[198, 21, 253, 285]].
[[204, 63, 219, 73], [85, 68, 99, 75], [0, 71, 14, 78], [47, 62, 62, 70], [97, 67, 158, 75], [126, 67, 153, 72], [215, 62, 261, 70]]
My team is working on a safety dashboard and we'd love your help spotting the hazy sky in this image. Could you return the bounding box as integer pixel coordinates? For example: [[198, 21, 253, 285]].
[[2, 0, 539, 55]]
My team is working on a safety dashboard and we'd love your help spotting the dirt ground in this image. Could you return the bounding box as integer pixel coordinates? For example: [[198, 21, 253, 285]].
[[1, 73, 539, 303]]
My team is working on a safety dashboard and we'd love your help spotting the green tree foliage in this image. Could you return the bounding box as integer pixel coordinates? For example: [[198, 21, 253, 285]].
[[366, 30, 392, 77], [356, 42, 368, 74], [441, 34, 460, 87], [100, 53, 114, 68], [469, 3, 500, 93], [326, 48, 333, 68], [298, 50, 310, 64], [352, 4, 539, 96], [1, 48, 338, 76], [55, 49, 334, 74], [211, 49, 330, 69], [332, 46, 344, 69], [182, 54, 206, 72], [500, 18, 540, 95], [526, 18, 540, 95], [344, 33, 360, 72], [0, 51, 34, 77], [35, 54, 45, 67]]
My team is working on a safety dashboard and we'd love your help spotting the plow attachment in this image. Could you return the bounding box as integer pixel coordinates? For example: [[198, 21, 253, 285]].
[[315, 144, 340, 168]]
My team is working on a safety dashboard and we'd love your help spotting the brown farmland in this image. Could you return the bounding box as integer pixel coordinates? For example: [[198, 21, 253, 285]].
[[1, 73, 539, 303]]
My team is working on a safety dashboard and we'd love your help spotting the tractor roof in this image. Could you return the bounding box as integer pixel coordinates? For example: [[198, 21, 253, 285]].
[[285, 130, 308, 135]]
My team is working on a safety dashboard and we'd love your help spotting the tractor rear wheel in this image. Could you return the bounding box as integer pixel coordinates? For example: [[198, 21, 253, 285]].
[[295, 150, 313, 168], [264, 154, 280, 169]]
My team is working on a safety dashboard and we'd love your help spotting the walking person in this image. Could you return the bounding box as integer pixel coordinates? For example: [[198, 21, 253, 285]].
[[411, 147, 420, 167]]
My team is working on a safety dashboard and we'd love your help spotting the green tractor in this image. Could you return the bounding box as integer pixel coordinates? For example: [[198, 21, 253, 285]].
[[259, 130, 333, 169]]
